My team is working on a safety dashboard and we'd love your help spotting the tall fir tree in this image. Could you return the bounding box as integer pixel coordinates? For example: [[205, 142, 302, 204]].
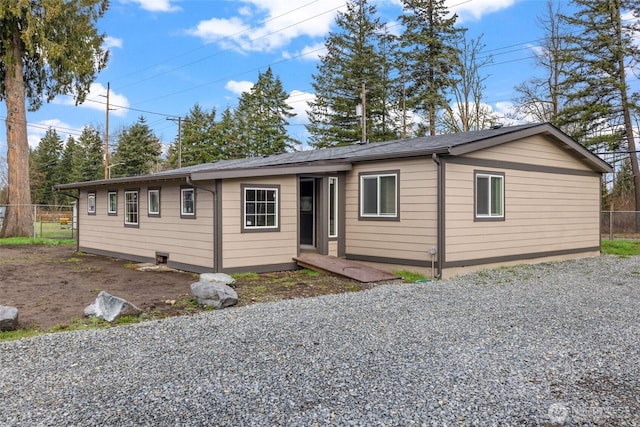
[[76, 126, 104, 182], [307, 0, 400, 148], [30, 128, 63, 205], [235, 67, 296, 156], [111, 116, 162, 177], [399, 0, 462, 136], [167, 104, 220, 168], [559, 0, 640, 212], [0, 0, 108, 237], [54, 136, 80, 205]]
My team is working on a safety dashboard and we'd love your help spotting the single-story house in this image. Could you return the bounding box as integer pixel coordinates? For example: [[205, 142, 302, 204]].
[[55, 122, 612, 279]]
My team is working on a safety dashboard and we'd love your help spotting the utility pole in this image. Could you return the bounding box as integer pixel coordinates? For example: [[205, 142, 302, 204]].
[[167, 117, 187, 168], [361, 82, 367, 144], [104, 82, 110, 179]]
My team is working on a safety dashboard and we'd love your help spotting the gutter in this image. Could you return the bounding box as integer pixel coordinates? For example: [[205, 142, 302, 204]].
[[432, 153, 444, 279], [186, 176, 218, 272], [54, 188, 80, 253]]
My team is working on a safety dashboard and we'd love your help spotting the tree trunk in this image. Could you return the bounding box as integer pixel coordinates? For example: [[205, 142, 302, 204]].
[[1, 32, 33, 238]]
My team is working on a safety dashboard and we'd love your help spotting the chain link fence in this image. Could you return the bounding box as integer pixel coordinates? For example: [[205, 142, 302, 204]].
[[601, 211, 640, 240], [0, 204, 76, 239]]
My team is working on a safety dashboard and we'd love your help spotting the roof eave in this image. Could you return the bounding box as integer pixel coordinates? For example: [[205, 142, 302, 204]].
[[53, 171, 191, 190]]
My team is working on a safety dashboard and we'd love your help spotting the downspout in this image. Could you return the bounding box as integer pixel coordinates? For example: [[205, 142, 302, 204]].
[[431, 154, 444, 279], [186, 176, 217, 272], [54, 188, 80, 253]]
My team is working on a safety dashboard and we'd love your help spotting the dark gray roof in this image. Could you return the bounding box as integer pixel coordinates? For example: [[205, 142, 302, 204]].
[[54, 123, 612, 190]]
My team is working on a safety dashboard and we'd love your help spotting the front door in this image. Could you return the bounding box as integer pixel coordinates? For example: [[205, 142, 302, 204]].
[[299, 178, 316, 248]]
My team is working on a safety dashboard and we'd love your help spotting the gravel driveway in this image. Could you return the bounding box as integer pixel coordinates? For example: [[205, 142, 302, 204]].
[[1, 255, 639, 426]]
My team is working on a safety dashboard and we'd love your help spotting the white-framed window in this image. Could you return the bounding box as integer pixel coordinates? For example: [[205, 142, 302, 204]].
[[181, 187, 195, 218], [107, 191, 117, 215], [124, 190, 139, 226], [243, 186, 279, 231], [148, 188, 160, 217], [329, 177, 338, 238], [475, 172, 504, 219], [359, 172, 398, 219], [87, 192, 96, 215]]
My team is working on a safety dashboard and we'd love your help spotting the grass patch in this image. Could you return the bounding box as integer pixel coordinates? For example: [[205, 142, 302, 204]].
[[601, 239, 640, 257], [300, 268, 321, 277], [393, 269, 429, 283], [0, 237, 76, 246], [231, 272, 259, 280]]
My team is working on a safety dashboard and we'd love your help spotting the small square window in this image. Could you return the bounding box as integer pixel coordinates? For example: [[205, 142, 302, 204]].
[[148, 188, 160, 217], [359, 172, 398, 219], [242, 185, 279, 232], [107, 191, 117, 216], [475, 172, 504, 220], [87, 192, 96, 215]]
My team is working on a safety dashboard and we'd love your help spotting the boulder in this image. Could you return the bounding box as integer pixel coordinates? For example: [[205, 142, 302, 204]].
[[199, 273, 236, 286], [0, 306, 19, 332], [190, 281, 238, 309], [84, 291, 141, 322]]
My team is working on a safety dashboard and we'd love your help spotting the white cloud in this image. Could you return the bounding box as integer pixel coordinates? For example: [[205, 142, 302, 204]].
[[27, 119, 80, 149], [124, 0, 181, 12], [54, 83, 130, 118], [286, 90, 315, 124], [446, 0, 517, 22], [104, 36, 123, 49], [282, 42, 327, 62], [225, 80, 254, 95], [187, 0, 345, 53]]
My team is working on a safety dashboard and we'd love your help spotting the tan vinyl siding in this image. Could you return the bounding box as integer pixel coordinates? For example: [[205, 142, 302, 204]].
[[221, 176, 298, 269], [345, 157, 438, 262], [78, 180, 215, 269], [445, 161, 601, 263], [328, 240, 338, 257], [464, 135, 594, 171]]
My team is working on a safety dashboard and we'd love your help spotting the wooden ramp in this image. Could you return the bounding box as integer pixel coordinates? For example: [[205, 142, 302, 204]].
[[294, 253, 400, 283]]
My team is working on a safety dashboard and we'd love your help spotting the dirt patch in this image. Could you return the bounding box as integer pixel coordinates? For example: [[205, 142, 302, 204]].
[[0, 245, 392, 331]]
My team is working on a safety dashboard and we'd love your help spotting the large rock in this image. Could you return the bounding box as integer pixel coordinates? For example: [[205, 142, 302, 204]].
[[84, 291, 141, 322], [190, 281, 238, 309], [0, 306, 19, 331], [199, 273, 236, 286]]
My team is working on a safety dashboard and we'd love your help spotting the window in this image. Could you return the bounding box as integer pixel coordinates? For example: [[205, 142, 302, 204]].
[[148, 188, 160, 217], [359, 172, 398, 219], [475, 172, 504, 219], [181, 187, 195, 218], [329, 177, 338, 238], [107, 191, 117, 215], [87, 192, 96, 215], [243, 186, 279, 231], [124, 190, 139, 226]]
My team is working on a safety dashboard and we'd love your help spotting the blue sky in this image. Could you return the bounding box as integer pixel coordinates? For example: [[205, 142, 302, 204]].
[[1, 0, 580, 155]]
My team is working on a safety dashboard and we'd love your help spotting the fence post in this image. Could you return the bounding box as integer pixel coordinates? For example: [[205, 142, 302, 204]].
[[609, 211, 613, 240]]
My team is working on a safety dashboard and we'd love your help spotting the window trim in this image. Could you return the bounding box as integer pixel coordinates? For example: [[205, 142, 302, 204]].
[[87, 192, 96, 215], [358, 170, 400, 221], [107, 190, 118, 216], [147, 187, 161, 217], [328, 177, 338, 238], [180, 187, 196, 219], [124, 188, 140, 228], [474, 171, 505, 221], [241, 184, 280, 233]]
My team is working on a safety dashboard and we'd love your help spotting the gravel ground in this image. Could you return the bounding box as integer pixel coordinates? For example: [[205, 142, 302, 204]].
[[1, 255, 639, 426]]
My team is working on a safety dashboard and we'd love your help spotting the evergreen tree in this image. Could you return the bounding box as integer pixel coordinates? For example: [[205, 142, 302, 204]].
[[54, 136, 80, 204], [111, 116, 162, 177], [75, 126, 104, 182], [167, 105, 220, 168], [399, 0, 462, 136], [217, 106, 244, 160], [0, 0, 108, 237], [30, 128, 64, 205], [559, 0, 640, 212], [235, 67, 297, 156], [307, 0, 399, 148]]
